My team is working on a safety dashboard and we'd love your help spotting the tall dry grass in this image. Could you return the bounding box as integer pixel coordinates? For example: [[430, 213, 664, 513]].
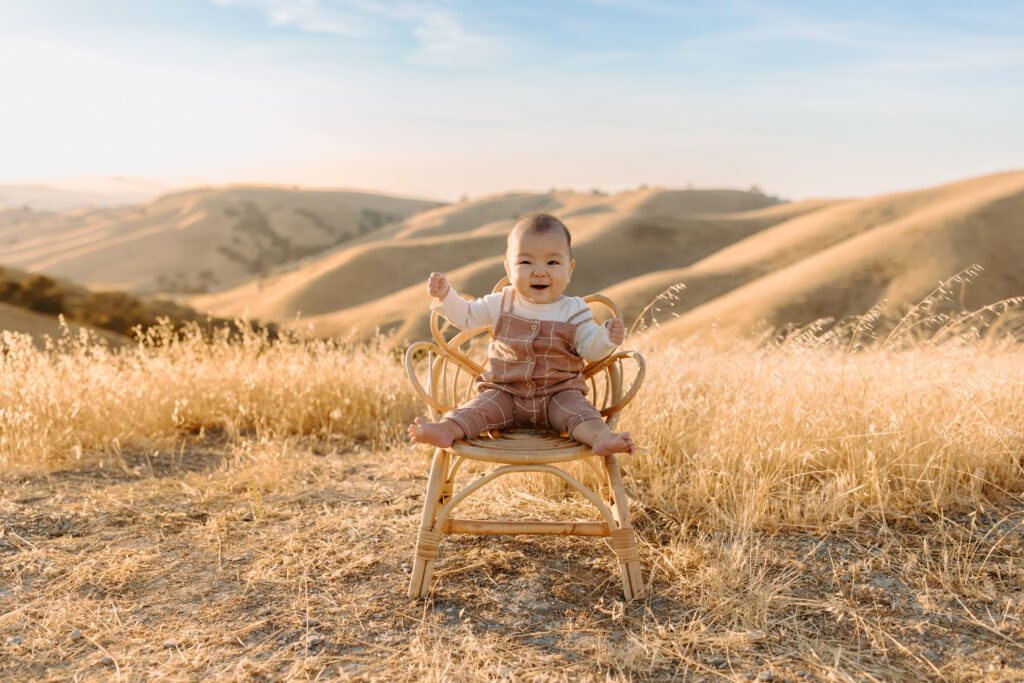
[[3, 291, 1023, 680], [0, 320, 416, 475], [2, 301, 1022, 532], [625, 338, 1024, 531]]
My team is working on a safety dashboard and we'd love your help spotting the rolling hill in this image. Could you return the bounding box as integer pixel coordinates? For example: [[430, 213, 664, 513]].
[[207, 172, 1023, 345], [0, 186, 440, 295], [3, 171, 1021, 346], [193, 187, 788, 339]]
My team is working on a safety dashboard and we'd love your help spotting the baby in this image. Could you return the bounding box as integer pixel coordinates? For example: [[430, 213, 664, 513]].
[[408, 213, 634, 456]]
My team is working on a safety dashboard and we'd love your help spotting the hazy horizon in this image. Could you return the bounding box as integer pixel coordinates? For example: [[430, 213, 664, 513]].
[[2, 1, 1022, 203]]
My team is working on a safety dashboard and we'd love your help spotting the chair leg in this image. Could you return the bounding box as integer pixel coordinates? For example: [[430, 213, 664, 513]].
[[603, 454, 644, 600], [408, 449, 448, 599]]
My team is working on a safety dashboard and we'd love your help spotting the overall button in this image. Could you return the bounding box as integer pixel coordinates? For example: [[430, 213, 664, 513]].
[[530, 324, 538, 331], [526, 381, 533, 388], [526, 356, 533, 362], [530, 416, 537, 424]]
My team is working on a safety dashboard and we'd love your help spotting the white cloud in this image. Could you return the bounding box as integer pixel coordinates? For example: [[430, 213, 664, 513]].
[[212, 0, 500, 66]]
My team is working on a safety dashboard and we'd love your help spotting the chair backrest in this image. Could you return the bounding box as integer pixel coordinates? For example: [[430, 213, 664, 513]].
[[406, 279, 645, 430]]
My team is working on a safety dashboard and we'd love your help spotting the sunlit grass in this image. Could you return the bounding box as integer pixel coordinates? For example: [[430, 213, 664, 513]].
[[2, 293, 1023, 679]]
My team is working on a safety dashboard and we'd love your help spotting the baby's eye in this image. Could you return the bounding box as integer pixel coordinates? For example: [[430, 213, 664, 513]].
[[548, 260, 560, 265], [519, 260, 531, 265]]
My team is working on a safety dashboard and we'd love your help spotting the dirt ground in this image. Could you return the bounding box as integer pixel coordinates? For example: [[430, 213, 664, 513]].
[[2, 437, 1022, 681]]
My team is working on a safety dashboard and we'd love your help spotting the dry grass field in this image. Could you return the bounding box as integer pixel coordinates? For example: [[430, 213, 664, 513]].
[[2, 296, 1023, 681]]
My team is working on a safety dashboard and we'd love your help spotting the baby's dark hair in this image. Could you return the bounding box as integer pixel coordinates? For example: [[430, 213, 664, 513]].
[[510, 213, 572, 255]]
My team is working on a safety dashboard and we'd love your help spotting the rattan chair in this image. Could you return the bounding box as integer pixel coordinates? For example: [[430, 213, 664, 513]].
[[405, 279, 646, 600]]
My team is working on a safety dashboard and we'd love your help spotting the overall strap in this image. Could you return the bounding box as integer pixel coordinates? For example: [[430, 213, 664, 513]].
[[500, 287, 515, 314]]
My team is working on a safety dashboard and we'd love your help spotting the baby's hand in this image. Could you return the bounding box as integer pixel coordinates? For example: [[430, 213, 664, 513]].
[[606, 318, 625, 345], [427, 272, 449, 299]]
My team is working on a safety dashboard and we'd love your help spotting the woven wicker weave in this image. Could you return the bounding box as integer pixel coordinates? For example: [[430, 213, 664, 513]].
[[405, 279, 646, 600]]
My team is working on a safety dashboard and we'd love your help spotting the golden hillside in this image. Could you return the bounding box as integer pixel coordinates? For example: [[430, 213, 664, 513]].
[[7, 173, 1020, 345], [0, 186, 440, 295], [186, 171, 1023, 345], [0, 264, 263, 346], [645, 170, 1024, 342], [193, 187, 785, 338]]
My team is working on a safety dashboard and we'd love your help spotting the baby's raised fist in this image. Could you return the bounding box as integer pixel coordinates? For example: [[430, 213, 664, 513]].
[[428, 272, 449, 298], [606, 318, 625, 345]]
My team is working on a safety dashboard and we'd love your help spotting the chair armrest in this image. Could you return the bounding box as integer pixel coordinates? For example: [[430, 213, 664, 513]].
[[429, 310, 487, 377], [590, 350, 646, 419], [404, 342, 454, 415], [405, 337, 491, 417]]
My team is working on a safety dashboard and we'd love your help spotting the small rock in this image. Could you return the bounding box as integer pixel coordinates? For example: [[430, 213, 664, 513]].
[[100, 656, 113, 665], [69, 629, 83, 641], [709, 655, 727, 669], [8, 636, 23, 645], [162, 639, 179, 649], [240, 511, 255, 522], [758, 672, 774, 681], [306, 635, 323, 647]]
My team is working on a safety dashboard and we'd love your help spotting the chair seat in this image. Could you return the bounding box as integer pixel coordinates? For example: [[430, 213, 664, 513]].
[[450, 428, 592, 464]]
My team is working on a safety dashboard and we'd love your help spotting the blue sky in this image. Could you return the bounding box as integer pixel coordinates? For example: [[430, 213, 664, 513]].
[[1, 0, 1021, 201]]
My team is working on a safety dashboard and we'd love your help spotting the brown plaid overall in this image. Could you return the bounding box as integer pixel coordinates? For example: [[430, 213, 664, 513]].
[[442, 287, 603, 440]]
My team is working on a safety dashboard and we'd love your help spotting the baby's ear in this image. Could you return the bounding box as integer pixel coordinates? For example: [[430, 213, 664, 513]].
[[503, 259, 511, 278]]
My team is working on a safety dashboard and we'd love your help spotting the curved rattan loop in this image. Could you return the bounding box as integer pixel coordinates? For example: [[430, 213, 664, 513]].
[[429, 291, 488, 377], [405, 342, 450, 415], [595, 351, 646, 418], [582, 293, 621, 322], [448, 455, 466, 483], [584, 456, 608, 486], [433, 463, 618, 531]]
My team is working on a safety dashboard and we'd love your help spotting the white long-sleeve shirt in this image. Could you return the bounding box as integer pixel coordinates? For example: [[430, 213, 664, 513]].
[[431, 286, 618, 362]]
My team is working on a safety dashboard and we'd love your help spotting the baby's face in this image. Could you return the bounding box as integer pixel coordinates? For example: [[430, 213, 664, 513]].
[[504, 229, 575, 304]]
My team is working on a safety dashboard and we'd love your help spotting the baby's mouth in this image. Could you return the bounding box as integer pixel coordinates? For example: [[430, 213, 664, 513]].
[[530, 284, 549, 291]]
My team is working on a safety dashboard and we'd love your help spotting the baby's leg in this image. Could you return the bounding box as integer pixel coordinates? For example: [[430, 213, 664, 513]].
[[408, 390, 514, 448], [548, 390, 634, 456]]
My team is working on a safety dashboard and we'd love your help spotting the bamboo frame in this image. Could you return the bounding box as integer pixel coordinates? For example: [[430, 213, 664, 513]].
[[406, 280, 647, 600]]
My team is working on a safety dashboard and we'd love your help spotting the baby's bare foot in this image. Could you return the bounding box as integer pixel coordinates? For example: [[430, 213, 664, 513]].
[[408, 417, 456, 448], [591, 431, 634, 456]]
